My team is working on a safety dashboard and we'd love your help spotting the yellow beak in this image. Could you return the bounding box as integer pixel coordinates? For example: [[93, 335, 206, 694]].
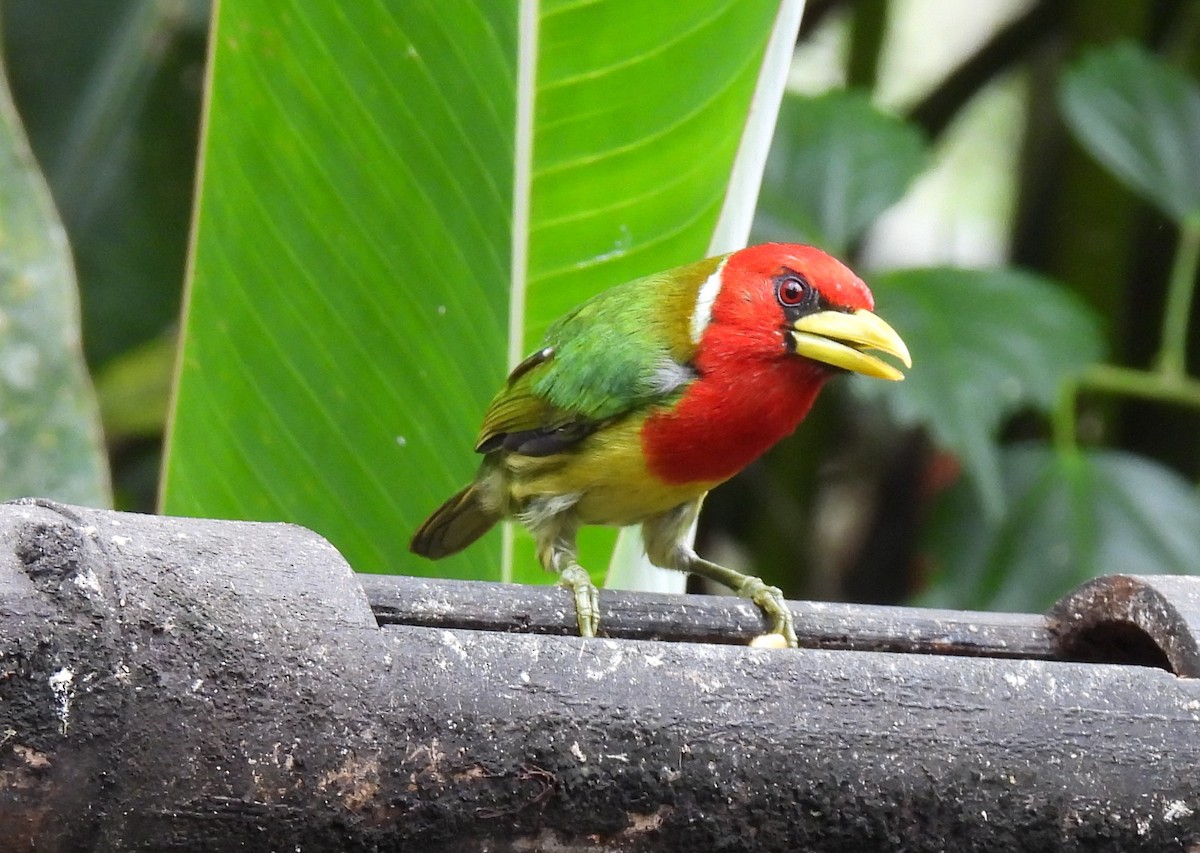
[[789, 309, 912, 381]]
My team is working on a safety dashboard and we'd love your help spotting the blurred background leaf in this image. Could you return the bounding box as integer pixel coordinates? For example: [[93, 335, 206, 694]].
[[921, 444, 1200, 611], [3, 0, 206, 508], [1060, 41, 1200, 223], [854, 267, 1104, 516], [3, 0, 205, 366], [0, 49, 110, 505], [754, 89, 926, 254]]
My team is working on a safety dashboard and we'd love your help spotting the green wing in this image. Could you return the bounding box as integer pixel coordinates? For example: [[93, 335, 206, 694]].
[[474, 256, 722, 456]]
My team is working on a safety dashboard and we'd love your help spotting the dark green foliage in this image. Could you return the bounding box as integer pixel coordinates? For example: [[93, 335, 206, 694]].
[[3, 0, 204, 369], [855, 268, 1103, 516], [755, 90, 926, 255], [921, 445, 1200, 611], [1060, 42, 1200, 223]]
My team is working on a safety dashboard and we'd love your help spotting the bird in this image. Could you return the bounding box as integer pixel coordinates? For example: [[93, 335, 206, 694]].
[[410, 243, 911, 646]]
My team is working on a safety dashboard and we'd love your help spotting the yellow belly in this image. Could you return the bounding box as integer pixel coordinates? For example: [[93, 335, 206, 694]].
[[499, 415, 719, 527]]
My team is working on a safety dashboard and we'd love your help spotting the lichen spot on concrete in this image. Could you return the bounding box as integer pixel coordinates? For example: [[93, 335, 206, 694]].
[[48, 667, 74, 734]]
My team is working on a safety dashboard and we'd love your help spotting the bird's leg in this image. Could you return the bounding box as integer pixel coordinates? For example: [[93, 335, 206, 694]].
[[642, 499, 798, 647], [682, 555, 798, 647], [558, 562, 600, 639], [529, 512, 599, 638]]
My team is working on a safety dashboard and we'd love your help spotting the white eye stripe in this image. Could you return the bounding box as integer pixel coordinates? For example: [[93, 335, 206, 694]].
[[689, 258, 727, 344]]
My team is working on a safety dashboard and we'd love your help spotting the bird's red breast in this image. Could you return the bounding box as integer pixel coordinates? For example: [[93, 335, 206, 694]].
[[640, 348, 827, 485]]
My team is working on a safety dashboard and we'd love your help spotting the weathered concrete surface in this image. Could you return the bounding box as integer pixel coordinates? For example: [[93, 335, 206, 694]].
[[2, 499, 1200, 852]]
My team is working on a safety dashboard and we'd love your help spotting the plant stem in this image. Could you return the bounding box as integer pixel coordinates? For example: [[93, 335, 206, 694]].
[[1053, 380, 1079, 457], [1056, 220, 1200, 457], [1157, 218, 1200, 378], [1080, 363, 1200, 408]]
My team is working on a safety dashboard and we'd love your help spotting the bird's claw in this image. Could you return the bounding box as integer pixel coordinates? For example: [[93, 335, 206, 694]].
[[558, 564, 600, 638], [738, 577, 798, 648]]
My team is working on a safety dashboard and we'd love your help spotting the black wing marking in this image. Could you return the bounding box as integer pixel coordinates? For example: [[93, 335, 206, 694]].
[[478, 417, 603, 457]]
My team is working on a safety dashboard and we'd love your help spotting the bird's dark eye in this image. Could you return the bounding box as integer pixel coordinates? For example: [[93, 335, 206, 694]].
[[776, 274, 813, 307]]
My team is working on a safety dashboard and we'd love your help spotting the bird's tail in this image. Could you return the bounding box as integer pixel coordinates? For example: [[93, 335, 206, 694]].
[[410, 483, 501, 559]]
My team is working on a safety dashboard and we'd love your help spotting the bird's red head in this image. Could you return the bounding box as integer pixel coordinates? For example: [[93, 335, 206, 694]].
[[717, 242, 875, 320], [643, 243, 910, 486], [694, 242, 907, 380]]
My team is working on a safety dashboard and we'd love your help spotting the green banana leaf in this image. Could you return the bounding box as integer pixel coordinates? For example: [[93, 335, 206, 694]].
[[162, 1, 804, 587]]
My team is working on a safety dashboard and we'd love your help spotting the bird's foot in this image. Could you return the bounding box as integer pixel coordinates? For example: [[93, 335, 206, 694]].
[[734, 576, 797, 648], [558, 564, 600, 638]]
